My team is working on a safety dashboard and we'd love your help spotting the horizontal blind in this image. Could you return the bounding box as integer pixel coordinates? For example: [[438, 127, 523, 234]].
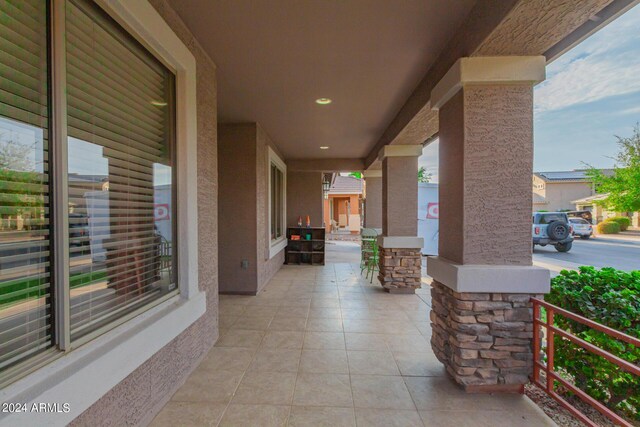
[[66, 0, 175, 341], [0, 0, 52, 371]]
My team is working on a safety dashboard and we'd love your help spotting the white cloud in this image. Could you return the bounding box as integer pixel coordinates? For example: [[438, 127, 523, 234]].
[[535, 5, 640, 114]]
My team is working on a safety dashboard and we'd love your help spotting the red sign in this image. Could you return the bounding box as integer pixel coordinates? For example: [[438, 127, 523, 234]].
[[426, 202, 439, 219], [154, 204, 170, 221]]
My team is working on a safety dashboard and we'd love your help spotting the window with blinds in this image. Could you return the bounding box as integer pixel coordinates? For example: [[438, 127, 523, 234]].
[[0, 0, 52, 371], [0, 0, 177, 378], [270, 163, 284, 241], [65, 0, 176, 341]]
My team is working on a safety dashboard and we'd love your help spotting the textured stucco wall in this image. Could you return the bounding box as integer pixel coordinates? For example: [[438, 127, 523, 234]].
[[439, 85, 533, 267], [438, 91, 465, 264], [70, 0, 219, 424], [364, 176, 382, 229], [218, 124, 258, 294], [381, 156, 418, 236], [287, 171, 324, 228]]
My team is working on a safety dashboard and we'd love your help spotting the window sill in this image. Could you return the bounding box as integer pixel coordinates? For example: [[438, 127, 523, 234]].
[[0, 290, 206, 427], [269, 237, 287, 259]]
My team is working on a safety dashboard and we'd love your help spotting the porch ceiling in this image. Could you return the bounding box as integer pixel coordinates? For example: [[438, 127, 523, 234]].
[[167, 0, 475, 160]]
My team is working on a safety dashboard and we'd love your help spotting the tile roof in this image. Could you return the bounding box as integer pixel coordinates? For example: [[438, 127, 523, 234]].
[[329, 175, 363, 195]]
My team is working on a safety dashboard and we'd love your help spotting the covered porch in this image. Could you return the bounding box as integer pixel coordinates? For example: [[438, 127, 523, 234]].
[[151, 255, 553, 426]]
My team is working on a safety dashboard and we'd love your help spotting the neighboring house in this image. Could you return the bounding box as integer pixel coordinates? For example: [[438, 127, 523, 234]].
[[532, 170, 612, 212], [573, 193, 640, 227], [323, 175, 363, 234]]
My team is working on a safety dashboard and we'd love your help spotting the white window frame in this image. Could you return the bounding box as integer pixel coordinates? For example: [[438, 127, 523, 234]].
[[0, 1, 204, 425], [268, 147, 287, 259]]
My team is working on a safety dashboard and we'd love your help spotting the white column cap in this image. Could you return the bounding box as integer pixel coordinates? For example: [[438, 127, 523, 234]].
[[431, 56, 546, 110], [377, 145, 423, 162]]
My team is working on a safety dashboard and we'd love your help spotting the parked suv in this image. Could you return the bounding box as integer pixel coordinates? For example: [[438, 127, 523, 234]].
[[532, 212, 573, 252]]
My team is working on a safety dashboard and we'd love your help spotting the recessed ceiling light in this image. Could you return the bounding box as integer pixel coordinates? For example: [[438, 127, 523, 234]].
[[315, 98, 332, 105], [320, 146, 329, 150], [151, 100, 168, 106]]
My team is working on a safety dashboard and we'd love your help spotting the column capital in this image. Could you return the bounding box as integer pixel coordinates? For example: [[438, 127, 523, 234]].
[[431, 56, 546, 110], [377, 145, 423, 162], [363, 170, 382, 178]]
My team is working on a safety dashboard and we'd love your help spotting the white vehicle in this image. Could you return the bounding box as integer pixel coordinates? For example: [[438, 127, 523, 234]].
[[569, 217, 593, 240], [532, 212, 574, 252]]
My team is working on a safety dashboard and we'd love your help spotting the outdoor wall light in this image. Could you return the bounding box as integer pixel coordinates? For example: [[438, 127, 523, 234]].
[[315, 98, 332, 105], [322, 175, 331, 199]]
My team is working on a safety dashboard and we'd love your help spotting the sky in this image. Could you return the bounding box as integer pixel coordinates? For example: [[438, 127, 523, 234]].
[[419, 4, 640, 182]]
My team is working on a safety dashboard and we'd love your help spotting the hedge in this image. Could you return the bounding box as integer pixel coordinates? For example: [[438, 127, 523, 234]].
[[596, 220, 620, 234], [546, 267, 640, 421], [607, 216, 631, 231]]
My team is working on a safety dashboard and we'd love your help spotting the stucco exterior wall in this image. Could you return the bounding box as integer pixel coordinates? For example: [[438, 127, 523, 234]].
[[218, 124, 258, 294], [542, 182, 594, 212], [287, 171, 323, 228], [382, 156, 418, 236], [364, 176, 382, 229], [70, 0, 219, 424], [217, 123, 285, 295]]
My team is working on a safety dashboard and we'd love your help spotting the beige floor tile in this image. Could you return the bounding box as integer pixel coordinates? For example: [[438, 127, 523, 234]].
[[355, 408, 423, 427], [276, 306, 310, 318], [299, 349, 349, 374], [215, 329, 265, 348], [219, 304, 247, 316], [339, 300, 369, 309], [305, 317, 343, 332], [350, 375, 415, 410], [233, 371, 297, 405], [288, 406, 356, 427], [419, 409, 556, 427], [392, 351, 442, 377], [261, 331, 304, 349], [344, 333, 388, 351], [293, 373, 353, 407], [310, 298, 340, 308], [200, 347, 256, 372], [347, 351, 400, 376], [268, 316, 307, 331], [231, 315, 274, 331], [303, 331, 346, 349], [308, 307, 342, 318], [404, 376, 539, 412], [243, 306, 280, 317], [219, 404, 290, 427], [249, 348, 301, 373], [384, 334, 431, 353], [219, 315, 239, 330], [171, 369, 244, 403], [150, 401, 226, 427]]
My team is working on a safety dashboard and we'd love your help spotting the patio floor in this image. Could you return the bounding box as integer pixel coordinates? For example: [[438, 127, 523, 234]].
[[150, 261, 555, 426]]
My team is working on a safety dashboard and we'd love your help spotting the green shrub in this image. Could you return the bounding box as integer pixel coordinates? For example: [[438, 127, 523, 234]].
[[607, 216, 631, 231], [596, 220, 621, 234], [546, 267, 640, 420]]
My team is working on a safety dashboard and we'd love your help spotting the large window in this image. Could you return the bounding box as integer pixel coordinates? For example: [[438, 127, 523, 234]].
[[268, 148, 286, 255], [0, 0, 176, 380]]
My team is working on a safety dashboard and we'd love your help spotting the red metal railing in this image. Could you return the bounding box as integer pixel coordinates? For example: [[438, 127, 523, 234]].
[[531, 298, 640, 427]]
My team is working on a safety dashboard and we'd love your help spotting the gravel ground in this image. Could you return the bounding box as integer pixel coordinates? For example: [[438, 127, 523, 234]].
[[525, 384, 620, 427]]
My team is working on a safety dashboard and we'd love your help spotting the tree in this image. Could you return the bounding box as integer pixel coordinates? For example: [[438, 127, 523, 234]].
[[418, 166, 431, 183], [348, 171, 362, 179], [588, 123, 640, 212]]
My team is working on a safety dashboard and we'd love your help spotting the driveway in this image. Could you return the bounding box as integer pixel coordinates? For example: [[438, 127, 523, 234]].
[[533, 233, 640, 275]]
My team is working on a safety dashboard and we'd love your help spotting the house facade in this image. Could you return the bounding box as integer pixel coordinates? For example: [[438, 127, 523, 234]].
[[323, 175, 363, 234], [0, 0, 634, 425], [532, 170, 598, 212]]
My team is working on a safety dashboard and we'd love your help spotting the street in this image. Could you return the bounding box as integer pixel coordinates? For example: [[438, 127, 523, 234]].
[[533, 233, 640, 275]]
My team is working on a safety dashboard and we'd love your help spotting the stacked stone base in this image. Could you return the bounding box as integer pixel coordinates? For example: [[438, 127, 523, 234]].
[[378, 247, 421, 293], [430, 280, 542, 392]]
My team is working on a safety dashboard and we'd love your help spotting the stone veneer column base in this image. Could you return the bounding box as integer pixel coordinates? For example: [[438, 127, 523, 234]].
[[430, 280, 542, 392], [377, 247, 422, 293]]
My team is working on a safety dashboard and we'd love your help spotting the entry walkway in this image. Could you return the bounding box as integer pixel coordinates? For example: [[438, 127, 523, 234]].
[[151, 260, 554, 426]]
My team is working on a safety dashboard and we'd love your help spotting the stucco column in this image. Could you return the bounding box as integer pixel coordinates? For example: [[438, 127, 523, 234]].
[[376, 145, 424, 294], [427, 56, 551, 393], [363, 170, 382, 230]]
